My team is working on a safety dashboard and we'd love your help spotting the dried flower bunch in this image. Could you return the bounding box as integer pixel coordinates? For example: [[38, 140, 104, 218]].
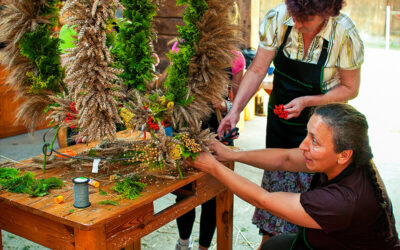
[[120, 89, 174, 132], [48, 93, 78, 129], [0, 0, 64, 130], [33, 126, 209, 179], [56, 0, 124, 141]]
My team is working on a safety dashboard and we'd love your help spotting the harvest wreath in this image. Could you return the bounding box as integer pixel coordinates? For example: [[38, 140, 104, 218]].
[[0, 0, 241, 184]]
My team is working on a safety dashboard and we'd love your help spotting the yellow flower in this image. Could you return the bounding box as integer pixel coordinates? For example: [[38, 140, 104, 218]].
[[167, 101, 174, 109], [159, 96, 166, 104], [106, 23, 113, 32], [169, 144, 182, 160], [120, 107, 135, 128]]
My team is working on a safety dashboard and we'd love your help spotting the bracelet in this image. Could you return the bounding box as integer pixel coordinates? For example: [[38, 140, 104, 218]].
[[224, 100, 232, 112]]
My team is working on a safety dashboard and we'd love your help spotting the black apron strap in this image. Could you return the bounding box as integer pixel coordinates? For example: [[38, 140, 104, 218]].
[[317, 39, 329, 66], [280, 26, 293, 50]]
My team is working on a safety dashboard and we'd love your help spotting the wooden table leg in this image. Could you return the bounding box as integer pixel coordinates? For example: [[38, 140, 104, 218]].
[[57, 126, 68, 148], [124, 239, 141, 250], [74, 227, 106, 250], [0, 229, 3, 250], [216, 189, 233, 250]]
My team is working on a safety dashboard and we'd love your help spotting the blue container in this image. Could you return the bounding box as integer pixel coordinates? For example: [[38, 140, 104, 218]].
[[165, 126, 173, 137], [267, 66, 275, 75]]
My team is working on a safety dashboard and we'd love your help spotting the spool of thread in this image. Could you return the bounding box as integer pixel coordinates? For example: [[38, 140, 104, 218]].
[[72, 177, 91, 208]]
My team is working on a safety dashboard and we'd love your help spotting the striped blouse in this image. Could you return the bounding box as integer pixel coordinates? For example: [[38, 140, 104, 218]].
[[259, 3, 364, 91]]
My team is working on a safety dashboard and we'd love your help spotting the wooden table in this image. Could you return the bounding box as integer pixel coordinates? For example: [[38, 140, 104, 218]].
[[0, 133, 234, 250]]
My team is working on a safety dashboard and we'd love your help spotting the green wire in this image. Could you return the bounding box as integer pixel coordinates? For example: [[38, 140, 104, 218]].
[[42, 126, 60, 173]]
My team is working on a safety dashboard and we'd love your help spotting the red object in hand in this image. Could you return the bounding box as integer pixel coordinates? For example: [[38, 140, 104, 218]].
[[273, 104, 288, 119]]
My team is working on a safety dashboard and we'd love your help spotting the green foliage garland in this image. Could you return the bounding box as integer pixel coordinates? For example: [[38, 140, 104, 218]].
[[0, 168, 64, 197], [113, 0, 157, 91], [19, 24, 65, 94], [163, 0, 208, 106], [18, 1, 64, 95]]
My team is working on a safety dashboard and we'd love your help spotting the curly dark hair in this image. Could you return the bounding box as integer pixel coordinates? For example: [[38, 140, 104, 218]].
[[285, 0, 344, 22]]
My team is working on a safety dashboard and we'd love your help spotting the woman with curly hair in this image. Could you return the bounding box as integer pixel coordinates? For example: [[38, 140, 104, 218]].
[[217, 0, 364, 247], [191, 103, 399, 250]]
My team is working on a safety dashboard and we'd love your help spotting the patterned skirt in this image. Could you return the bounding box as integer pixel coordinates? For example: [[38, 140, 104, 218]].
[[252, 170, 313, 235]]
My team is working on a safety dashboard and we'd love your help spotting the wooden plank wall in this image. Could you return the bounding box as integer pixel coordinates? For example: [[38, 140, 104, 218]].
[[259, 0, 400, 41], [153, 1, 185, 73], [0, 66, 49, 138], [0, 66, 27, 138]]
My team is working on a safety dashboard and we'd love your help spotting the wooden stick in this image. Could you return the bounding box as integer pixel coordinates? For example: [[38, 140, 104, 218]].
[[216, 109, 222, 123]]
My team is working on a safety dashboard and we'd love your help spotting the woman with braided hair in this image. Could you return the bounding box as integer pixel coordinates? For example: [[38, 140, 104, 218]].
[[187, 103, 400, 249], [218, 0, 364, 246]]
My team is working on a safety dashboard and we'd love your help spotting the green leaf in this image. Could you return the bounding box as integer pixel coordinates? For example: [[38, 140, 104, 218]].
[[98, 200, 119, 206], [99, 188, 107, 195], [113, 177, 146, 200]]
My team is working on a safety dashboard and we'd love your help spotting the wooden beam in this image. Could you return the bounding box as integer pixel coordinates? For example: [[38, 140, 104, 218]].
[[124, 239, 141, 250], [237, 0, 260, 49], [216, 185, 234, 250], [74, 227, 106, 250]]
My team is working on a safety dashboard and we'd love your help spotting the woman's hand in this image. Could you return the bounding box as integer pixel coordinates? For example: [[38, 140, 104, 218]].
[[185, 151, 219, 174], [284, 96, 307, 119], [208, 139, 235, 162], [217, 110, 240, 139], [185, 139, 236, 173]]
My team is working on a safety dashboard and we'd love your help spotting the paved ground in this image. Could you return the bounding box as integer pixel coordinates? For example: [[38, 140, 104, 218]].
[[1, 46, 400, 249]]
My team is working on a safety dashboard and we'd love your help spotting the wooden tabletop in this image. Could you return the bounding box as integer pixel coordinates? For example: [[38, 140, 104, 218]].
[[0, 130, 205, 230], [0, 167, 204, 230], [0, 130, 234, 249]]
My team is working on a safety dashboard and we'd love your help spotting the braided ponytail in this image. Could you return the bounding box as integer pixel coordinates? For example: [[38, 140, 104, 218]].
[[366, 161, 395, 238]]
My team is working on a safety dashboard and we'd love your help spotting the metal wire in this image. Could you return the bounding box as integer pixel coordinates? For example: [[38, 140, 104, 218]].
[[42, 127, 137, 162]]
